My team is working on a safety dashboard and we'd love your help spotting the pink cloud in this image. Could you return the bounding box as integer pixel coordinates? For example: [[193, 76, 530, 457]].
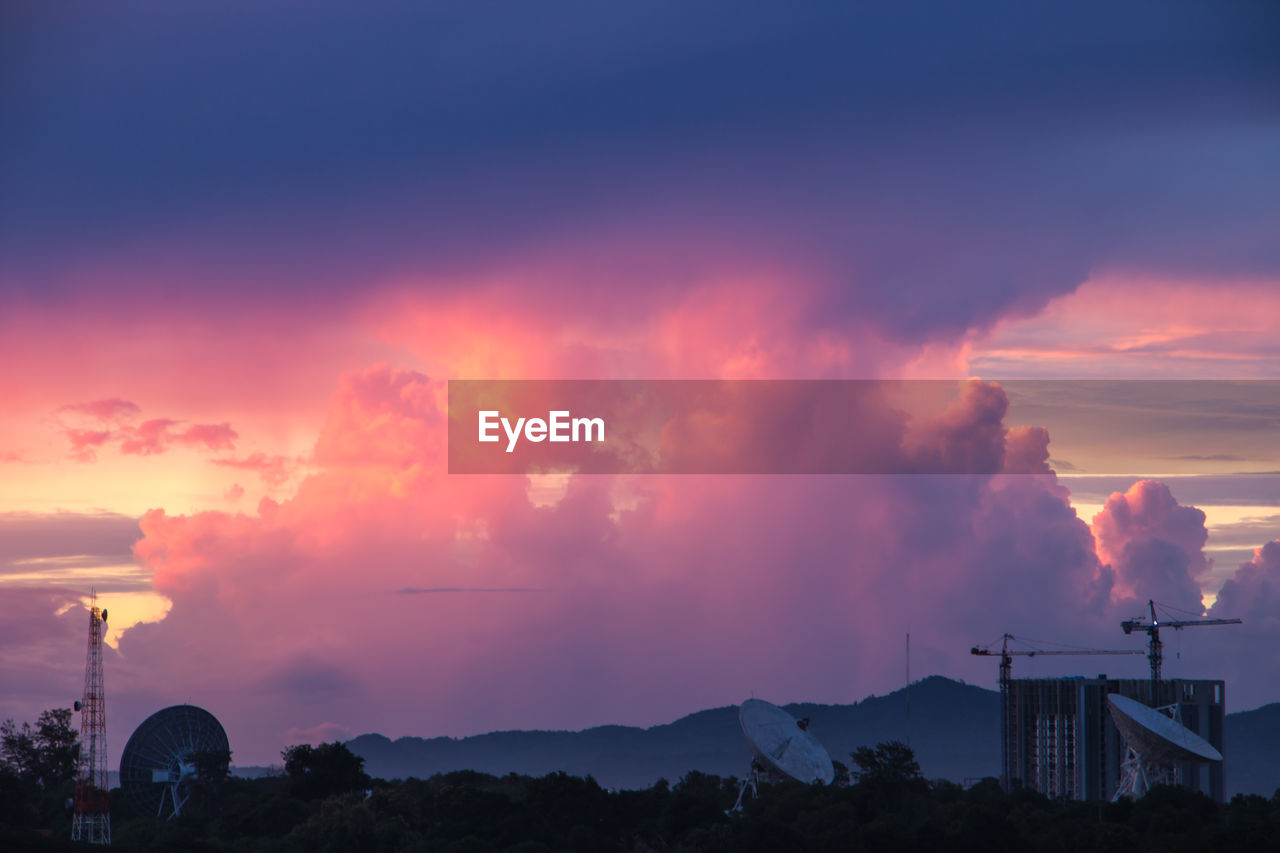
[[313, 367, 439, 470], [904, 380, 1010, 474], [1156, 541, 1280, 709], [57, 399, 238, 461], [1091, 479, 1211, 610], [1211, 541, 1280, 629], [971, 276, 1280, 378], [371, 269, 962, 383], [66, 413, 239, 459], [1003, 426, 1052, 475], [66, 428, 112, 462], [118, 418, 178, 455], [0, 293, 365, 477], [176, 423, 239, 451], [212, 454, 291, 487], [63, 398, 142, 422]]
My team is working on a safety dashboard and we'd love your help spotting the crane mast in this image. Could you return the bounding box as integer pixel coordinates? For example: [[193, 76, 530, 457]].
[[1121, 599, 1241, 700]]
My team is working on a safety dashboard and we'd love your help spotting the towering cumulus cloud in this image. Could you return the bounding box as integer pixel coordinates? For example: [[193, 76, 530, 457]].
[[115, 372, 1122, 761], [1091, 480, 1212, 611], [1213, 541, 1280, 626], [1166, 541, 1280, 707]]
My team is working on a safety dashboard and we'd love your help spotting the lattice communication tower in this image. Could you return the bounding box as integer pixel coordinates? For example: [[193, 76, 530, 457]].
[[71, 589, 111, 845]]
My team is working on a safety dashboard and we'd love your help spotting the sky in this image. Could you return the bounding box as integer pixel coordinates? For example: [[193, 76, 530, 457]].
[[2, 1, 1280, 767]]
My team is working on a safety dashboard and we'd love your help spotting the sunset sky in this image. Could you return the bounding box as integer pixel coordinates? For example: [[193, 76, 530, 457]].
[[3, 1, 1279, 767]]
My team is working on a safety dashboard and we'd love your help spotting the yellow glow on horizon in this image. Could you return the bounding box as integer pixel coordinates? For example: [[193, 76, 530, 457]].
[[0, 441, 312, 517], [0, 560, 150, 587], [0, 560, 174, 648], [89, 590, 174, 649]]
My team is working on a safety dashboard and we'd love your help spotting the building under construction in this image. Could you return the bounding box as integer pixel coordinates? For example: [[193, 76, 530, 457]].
[[1003, 676, 1225, 801]]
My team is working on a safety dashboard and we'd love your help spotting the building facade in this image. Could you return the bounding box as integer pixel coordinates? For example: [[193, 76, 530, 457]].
[[1003, 677, 1225, 801]]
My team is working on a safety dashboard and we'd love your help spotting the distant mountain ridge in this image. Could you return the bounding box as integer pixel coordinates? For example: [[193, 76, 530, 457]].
[[343, 676, 1280, 797], [1225, 702, 1280, 797], [347, 677, 996, 791]]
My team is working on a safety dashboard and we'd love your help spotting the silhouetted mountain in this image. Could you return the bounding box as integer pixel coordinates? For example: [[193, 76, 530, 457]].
[[344, 676, 1280, 796], [1225, 702, 1280, 797], [347, 676, 997, 790]]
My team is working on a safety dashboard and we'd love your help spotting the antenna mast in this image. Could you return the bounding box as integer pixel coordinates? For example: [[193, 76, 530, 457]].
[[905, 632, 911, 750], [72, 590, 111, 845]]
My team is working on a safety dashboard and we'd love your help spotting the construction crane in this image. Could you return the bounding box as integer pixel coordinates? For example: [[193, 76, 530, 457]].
[[971, 633, 1145, 790], [971, 633, 1144, 686], [1121, 599, 1241, 698]]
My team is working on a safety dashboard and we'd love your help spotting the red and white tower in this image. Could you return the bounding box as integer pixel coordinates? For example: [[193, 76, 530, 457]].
[[72, 589, 111, 845]]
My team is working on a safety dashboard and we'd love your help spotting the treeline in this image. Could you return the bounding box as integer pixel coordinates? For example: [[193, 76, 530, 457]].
[[4, 712, 1280, 851]]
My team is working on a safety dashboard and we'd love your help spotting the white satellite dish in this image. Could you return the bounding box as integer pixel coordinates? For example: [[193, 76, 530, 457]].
[[730, 699, 835, 812], [1107, 694, 1221, 800]]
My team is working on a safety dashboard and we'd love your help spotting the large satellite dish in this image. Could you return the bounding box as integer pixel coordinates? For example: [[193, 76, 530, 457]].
[[120, 705, 229, 820], [730, 699, 834, 811], [739, 699, 835, 784], [1107, 694, 1220, 800]]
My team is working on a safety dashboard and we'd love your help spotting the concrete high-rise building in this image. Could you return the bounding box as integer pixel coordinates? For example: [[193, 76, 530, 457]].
[[1003, 676, 1224, 801]]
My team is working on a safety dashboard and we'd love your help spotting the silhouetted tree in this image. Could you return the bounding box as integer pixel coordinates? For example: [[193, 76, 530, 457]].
[[851, 740, 927, 812], [4, 740, 1280, 851], [0, 720, 35, 777], [0, 708, 78, 788], [191, 747, 232, 786], [282, 741, 371, 800], [851, 740, 922, 785], [181, 746, 233, 815]]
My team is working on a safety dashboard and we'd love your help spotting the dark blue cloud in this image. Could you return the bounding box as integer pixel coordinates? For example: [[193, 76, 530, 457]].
[[2, 0, 1277, 340]]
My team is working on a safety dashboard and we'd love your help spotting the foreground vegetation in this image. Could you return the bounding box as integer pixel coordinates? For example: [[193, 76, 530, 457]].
[[5, 712, 1280, 851]]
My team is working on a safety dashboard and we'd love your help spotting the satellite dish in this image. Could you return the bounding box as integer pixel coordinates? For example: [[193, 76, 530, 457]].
[[730, 699, 834, 811], [120, 705, 229, 820], [739, 699, 835, 784], [1107, 694, 1220, 800]]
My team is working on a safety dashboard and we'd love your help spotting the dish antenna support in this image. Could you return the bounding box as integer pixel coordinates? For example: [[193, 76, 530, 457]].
[[730, 699, 835, 812], [1107, 694, 1222, 801], [71, 589, 111, 845], [1121, 600, 1241, 700]]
